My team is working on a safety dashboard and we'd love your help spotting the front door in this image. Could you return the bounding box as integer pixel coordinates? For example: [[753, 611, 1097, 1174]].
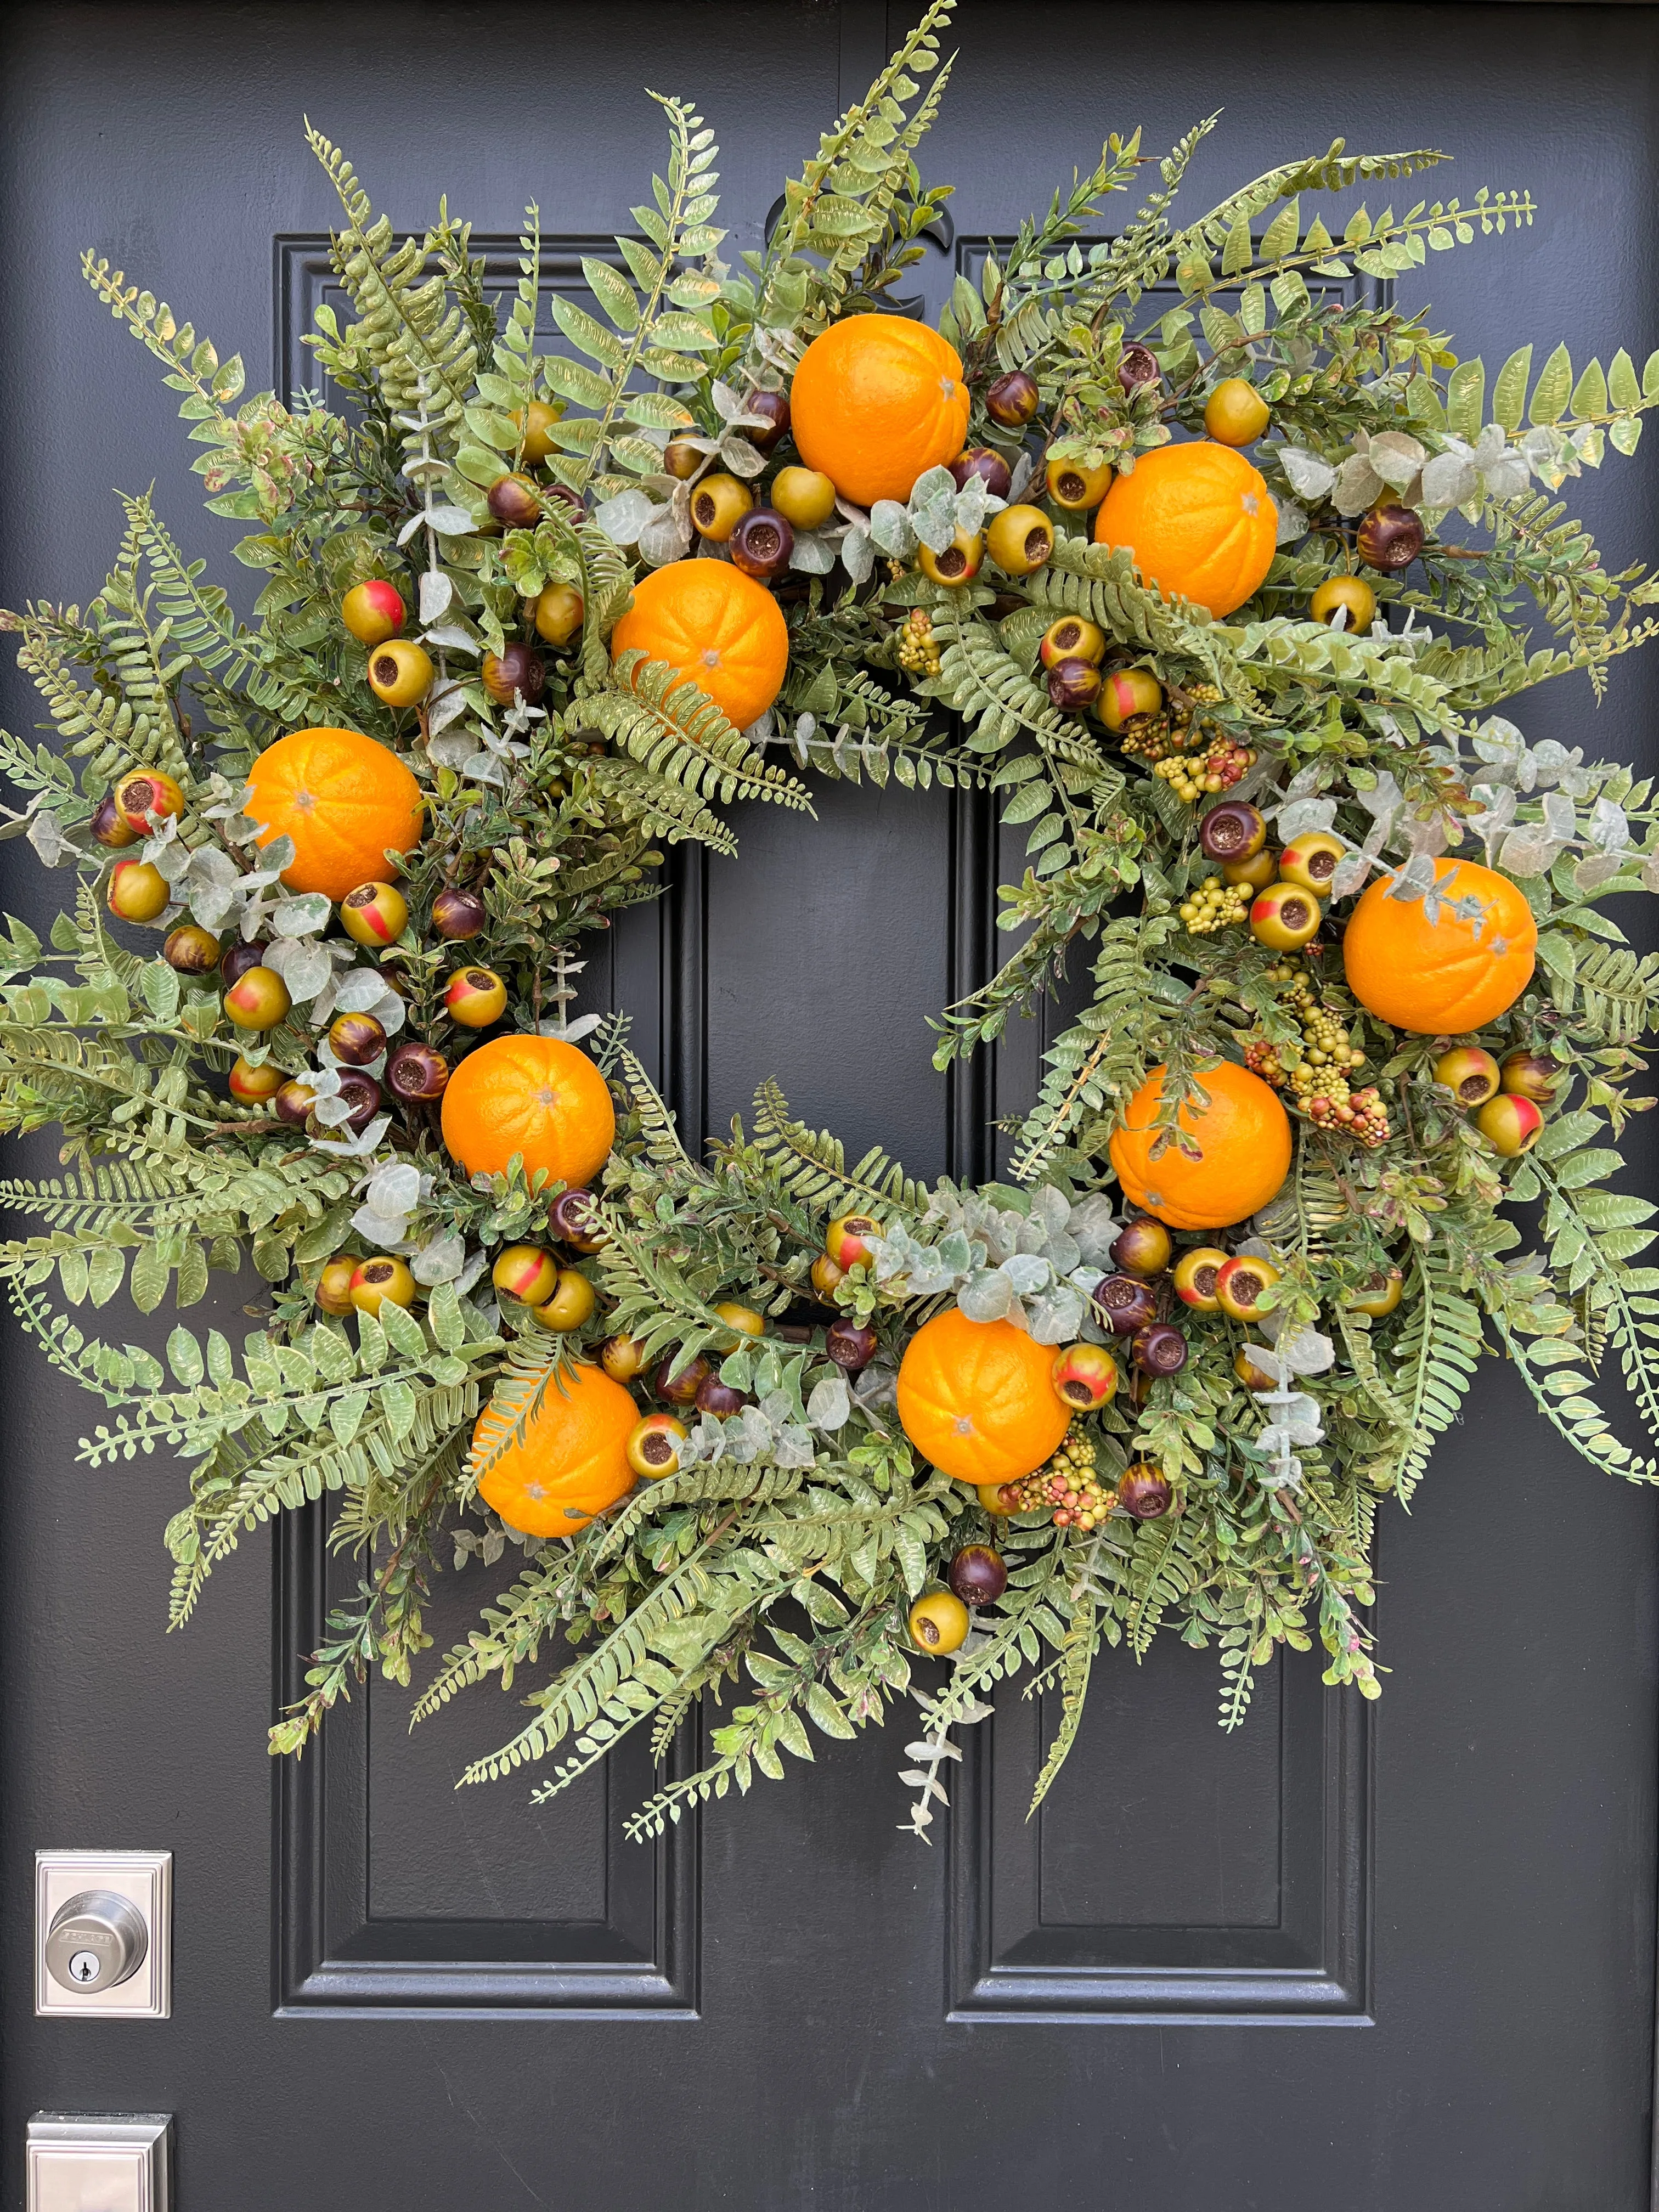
[[3, 3, 1657, 2206]]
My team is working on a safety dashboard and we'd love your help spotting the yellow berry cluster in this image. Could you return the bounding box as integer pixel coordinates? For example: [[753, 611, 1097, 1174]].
[[1179, 876, 1251, 935], [1246, 970, 1392, 1147], [1115, 681, 1226, 764], [896, 607, 943, 678], [1154, 737, 1259, 803], [1007, 1424, 1116, 1531]]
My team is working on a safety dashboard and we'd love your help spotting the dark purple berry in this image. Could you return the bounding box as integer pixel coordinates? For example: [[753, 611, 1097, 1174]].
[[1357, 503, 1425, 573], [1094, 1274, 1156, 1334], [947, 1544, 1008, 1607], [1047, 657, 1103, 712], [654, 1355, 709, 1406], [947, 447, 1012, 499], [825, 1320, 878, 1373], [221, 940, 270, 986], [1132, 1322, 1188, 1376], [1119, 1464, 1173, 1519], [1198, 800, 1267, 863]]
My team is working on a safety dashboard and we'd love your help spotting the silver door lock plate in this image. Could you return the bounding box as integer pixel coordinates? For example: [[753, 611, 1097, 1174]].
[[35, 1854, 171, 2019], [27, 2115, 171, 2212]]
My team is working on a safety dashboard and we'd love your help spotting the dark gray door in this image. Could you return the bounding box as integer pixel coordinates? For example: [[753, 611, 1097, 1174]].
[[3, 3, 1657, 2206]]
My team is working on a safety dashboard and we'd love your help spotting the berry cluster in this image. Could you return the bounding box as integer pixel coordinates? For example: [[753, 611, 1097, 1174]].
[[1178, 875, 1251, 935], [1246, 970, 1392, 1147], [1153, 736, 1258, 802], [896, 606, 943, 678], [1007, 1425, 1116, 1531]]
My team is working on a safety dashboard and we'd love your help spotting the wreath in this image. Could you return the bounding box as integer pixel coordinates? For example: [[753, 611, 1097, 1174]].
[[6, 1, 1659, 1843]]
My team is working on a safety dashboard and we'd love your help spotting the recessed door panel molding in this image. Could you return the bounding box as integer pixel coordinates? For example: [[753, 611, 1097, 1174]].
[[274, 1493, 697, 2017], [947, 1644, 1371, 2024]]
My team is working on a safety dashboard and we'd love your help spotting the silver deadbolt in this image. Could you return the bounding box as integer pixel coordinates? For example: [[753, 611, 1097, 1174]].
[[44, 1891, 148, 1995]]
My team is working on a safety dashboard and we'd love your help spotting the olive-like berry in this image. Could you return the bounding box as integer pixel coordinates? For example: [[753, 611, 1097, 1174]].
[[329, 1012, 386, 1066], [1278, 832, 1346, 894], [909, 1589, 971, 1652], [530, 1269, 596, 1331], [1234, 1345, 1282, 1392], [106, 860, 170, 923], [534, 584, 584, 649], [1096, 667, 1163, 731], [1203, 377, 1270, 447], [712, 1301, 765, 1339], [274, 1079, 319, 1127], [770, 467, 837, 531], [445, 967, 507, 1027], [1349, 1268, 1404, 1319], [655, 1354, 710, 1406], [1045, 456, 1113, 511], [386, 1041, 449, 1101], [482, 643, 546, 707], [601, 1332, 648, 1382], [91, 795, 138, 848], [1111, 1216, 1172, 1278], [224, 965, 292, 1031], [487, 473, 542, 529], [1172, 1247, 1231, 1310], [1357, 503, 1425, 572], [316, 1259, 358, 1316], [1047, 657, 1102, 711], [985, 505, 1054, 575], [341, 579, 405, 646], [825, 1214, 881, 1269], [221, 940, 270, 986], [1051, 1342, 1118, 1410], [917, 529, 984, 586], [1040, 616, 1107, 669], [985, 370, 1040, 427], [825, 1319, 878, 1373], [1249, 882, 1322, 952], [1198, 800, 1267, 864], [1310, 575, 1376, 635], [1223, 848, 1278, 890], [1118, 344, 1161, 394], [1118, 1462, 1173, 1519], [1500, 1051, 1558, 1103], [114, 768, 185, 834], [163, 924, 221, 975], [949, 1544, 1008, 1607], [349, 1255, 416, 1317], [340, 881, 409, 948], [492, 1245, 560, 1305], [1434, 1047, 1502, 1108], [695, 1374, 748, 1417], [1215, 1255, 1280, 1324], [948, 447, 1012, 499], [1476, 1093, 1546, 1157], [662, 439, 704, 481], [228, 1056, 284, 1104], [517, 398, 563, 464], [367, 639, 433, 708], [810, 1253, 846, 1300], [1094, 1273, 1157, 1334], [431, 888, 487, 940], [1132, 1322, 1188, 1376], [628, 1413, 689, 1479], [743, 388, 791, 452], [730, 506, 794, 580], [335, 1071, 383, 1133], [551, 1187, 607, 1252], [690, 472, 753, 541]]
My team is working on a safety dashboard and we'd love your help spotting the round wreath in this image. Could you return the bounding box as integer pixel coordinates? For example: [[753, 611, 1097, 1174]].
[[7, 3, 1659, 1842]]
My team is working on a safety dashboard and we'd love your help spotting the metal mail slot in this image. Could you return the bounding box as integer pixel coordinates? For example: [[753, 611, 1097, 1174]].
[[26, 2116, 171, 2212]]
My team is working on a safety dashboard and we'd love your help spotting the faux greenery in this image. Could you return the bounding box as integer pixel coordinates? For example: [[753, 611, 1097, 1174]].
[[5, 0, 1659, 1843]]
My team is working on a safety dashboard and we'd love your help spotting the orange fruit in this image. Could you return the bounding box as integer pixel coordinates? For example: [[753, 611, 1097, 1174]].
[[610, 560, 789, 732], [788, 313, 970, 508], [1093, 441, 1278, 618], [471, 1362, 637, 1536], [896, 1310, 1070, 1485], [1341, 858, 1537, 1035], [1109, 1062, 1291, 1231], [245, 726, 423, 901], [440, 1034, 615, 1187]]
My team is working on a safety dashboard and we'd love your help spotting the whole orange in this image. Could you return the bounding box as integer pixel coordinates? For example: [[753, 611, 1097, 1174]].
[[441, 1034, 616, 1187], [789, 313, 970, 507], [471, 1362, 637, 1536], [1109, 1062, 1291, 1231], [1093, 441, 1278, 618], [896, 1309, 1069, 1485], [245, 726, 424, 901], [610, 560, 789, 731], [1342, 857, 1537, 1034]]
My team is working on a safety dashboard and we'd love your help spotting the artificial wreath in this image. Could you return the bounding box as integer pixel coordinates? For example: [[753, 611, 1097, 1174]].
[[5, 0, 1659, 1843]]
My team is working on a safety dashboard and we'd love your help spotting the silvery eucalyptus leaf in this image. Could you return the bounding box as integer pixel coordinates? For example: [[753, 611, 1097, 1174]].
[[411, 1231, 466, 1285], [1024, 1282, 1084, 1346], [788, 531, 837, 574], [868, 501, 917, 556], [1278, 446, 1337, 499], [262, 937, 333, 1001], [806, 1376, 850, 1431], [1274, 796, 1338, 839], [1575, 851, 1626, 891], [272, 894, 332, 938], [638, 509, 693, 568], [593, 488, 658, 545], [1001, 1251, 1053, 1296], [1274, 499, 1308, 545], [418, 571, 453, 623], [840, 527, 874, 584], [957, 1269, 1014, 1323]]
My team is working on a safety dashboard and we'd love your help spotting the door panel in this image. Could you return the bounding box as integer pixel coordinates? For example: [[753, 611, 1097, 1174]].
[[3, 4, 1658, 2208]]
